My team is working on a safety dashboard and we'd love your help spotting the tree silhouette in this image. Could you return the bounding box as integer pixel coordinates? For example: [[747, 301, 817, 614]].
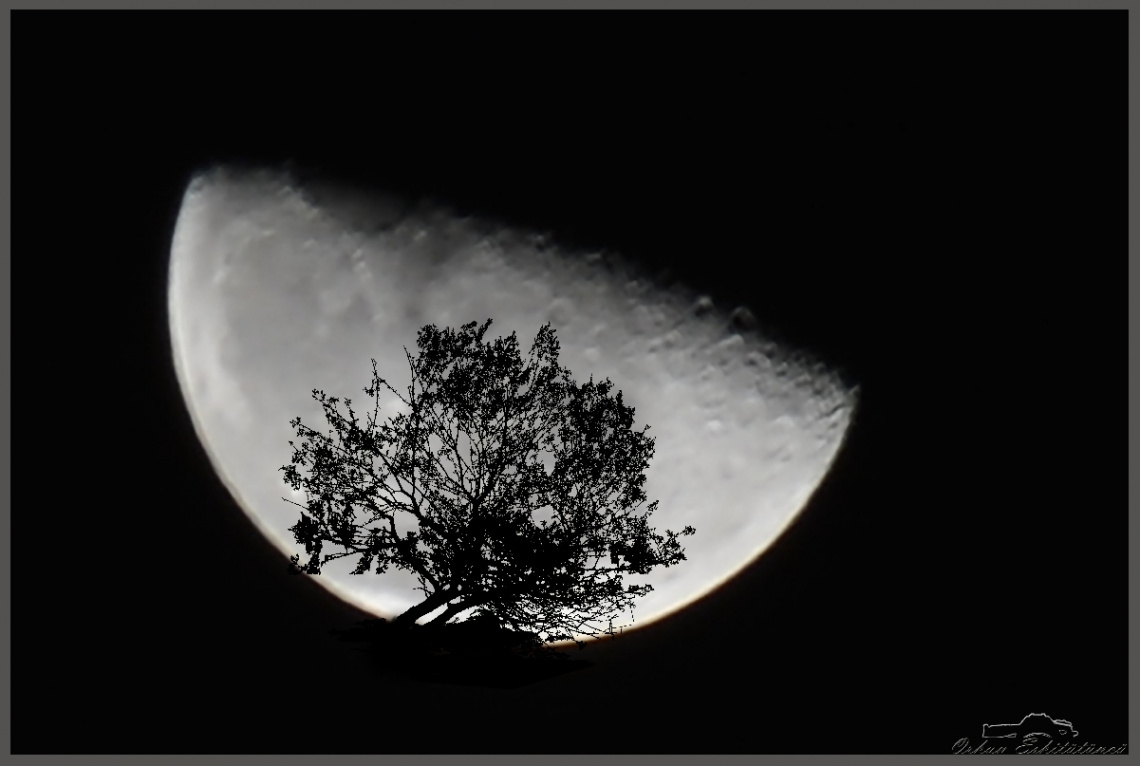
[[280, 318, 695, 647]]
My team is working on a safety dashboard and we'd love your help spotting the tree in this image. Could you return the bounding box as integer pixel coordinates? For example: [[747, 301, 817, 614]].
[[280, 318, 695, 646]]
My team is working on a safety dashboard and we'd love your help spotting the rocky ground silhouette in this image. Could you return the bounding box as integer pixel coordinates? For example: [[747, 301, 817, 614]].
[[330, 614, 593, 689]]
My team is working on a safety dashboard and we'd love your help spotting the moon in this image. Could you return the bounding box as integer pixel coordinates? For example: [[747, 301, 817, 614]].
[[168, 165, 857, 641]]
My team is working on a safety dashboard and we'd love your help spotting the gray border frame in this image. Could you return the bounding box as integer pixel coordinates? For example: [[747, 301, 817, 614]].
[[3, 0, 1136, 7], [2, 2, 1130, 764]]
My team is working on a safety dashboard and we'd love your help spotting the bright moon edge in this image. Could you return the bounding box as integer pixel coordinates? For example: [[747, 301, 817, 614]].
[[168, 166, 859, 647]]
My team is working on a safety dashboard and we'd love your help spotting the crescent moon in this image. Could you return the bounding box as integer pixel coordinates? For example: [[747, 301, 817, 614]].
[[168, 166, 857, 640]]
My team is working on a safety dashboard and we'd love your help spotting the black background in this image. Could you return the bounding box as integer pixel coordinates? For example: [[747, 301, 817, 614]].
[[16, 11, 1126, 754]]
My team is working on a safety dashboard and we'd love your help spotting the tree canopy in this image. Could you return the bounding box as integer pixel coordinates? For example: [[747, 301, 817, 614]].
[[280, 318, 694, 646]]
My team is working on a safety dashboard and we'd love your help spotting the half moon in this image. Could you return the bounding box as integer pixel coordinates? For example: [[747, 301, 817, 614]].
[[167, 166, 857, 640]]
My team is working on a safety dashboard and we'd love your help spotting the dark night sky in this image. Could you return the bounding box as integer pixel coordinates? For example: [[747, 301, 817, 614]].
[[16, 12, 1125, 754]]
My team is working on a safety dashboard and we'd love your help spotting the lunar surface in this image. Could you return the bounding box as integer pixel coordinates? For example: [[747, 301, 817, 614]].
[[168, 166, 857, 641]]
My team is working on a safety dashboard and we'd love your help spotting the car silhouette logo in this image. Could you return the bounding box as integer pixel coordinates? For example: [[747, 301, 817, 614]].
[[982, 713, 1078, 745]]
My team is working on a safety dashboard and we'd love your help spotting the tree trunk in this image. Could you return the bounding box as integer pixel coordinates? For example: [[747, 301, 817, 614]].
[[390, 588, 455, 630], [424, 599, 475, 628]]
